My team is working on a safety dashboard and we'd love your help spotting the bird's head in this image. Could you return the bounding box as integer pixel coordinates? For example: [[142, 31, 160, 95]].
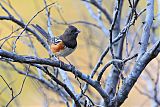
[[60, 25, 80, 48], [63, 25, 80, 39]]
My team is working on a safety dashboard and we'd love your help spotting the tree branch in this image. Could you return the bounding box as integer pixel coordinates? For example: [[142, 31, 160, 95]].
[[113, 40, 159, 106], [0, 49, 109, 103], [82, 0, 112, 24]]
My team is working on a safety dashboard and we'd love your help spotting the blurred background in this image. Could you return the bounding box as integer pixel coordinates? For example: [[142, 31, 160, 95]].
[[0, 0, 159, 107]]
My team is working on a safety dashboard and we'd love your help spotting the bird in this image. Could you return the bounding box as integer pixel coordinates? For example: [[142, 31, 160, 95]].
[[32, 25, 80, 57]]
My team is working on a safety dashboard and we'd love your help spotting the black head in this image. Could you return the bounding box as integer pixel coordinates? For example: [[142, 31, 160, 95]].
[[63, 25, 80, 38], [60, 25, 80, 48]]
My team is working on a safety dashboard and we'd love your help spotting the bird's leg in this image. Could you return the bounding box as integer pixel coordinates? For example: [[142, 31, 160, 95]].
[[63, 57, 72, 65], [63, 57, 78, 78], [52, 55, 62, 68], [58, 57, 62, 68], [54, 67, 59, 78]]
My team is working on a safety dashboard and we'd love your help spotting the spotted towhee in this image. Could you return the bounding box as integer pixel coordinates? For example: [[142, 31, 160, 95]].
[[33, 25, 80, 57]]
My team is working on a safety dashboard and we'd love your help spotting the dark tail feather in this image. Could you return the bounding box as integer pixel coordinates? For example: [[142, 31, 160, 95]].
[[32, 24, 48, 39]]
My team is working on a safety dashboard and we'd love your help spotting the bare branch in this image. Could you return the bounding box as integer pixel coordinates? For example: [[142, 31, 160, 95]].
[[5, 66, 29, 107], [137, 0, 154, 60], [114, 40, 159, 106], [0, 49, 109, 102], [53, 19, 101, 29], [82, 0, 112, 24], [97, 53, 138, 82], [12, 2, 56, 52], [43, 0, 55, 42]]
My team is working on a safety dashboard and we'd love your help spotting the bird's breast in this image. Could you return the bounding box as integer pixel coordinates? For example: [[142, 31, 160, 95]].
[[50, 41, 76, 57], [50, 41, 65, 53]]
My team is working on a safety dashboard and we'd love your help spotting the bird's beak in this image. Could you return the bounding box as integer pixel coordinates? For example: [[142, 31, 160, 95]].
[[78, 29, 80, 33], [76, 29, 80, 34]]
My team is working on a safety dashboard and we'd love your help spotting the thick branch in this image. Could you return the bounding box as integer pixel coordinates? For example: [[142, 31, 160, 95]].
[[113, 40, 160, 106], [0, 49, 109, 102], [137, 0, 154, 59]]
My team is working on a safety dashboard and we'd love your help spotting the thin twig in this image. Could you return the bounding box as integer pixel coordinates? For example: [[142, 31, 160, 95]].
[[53, 19, 101, 29], [0, 75, 14, 97], [43, 0, 54, 42], [12, 2, 56, 52], [5, 66, 29, 107], [82, 0, 112, 24]]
